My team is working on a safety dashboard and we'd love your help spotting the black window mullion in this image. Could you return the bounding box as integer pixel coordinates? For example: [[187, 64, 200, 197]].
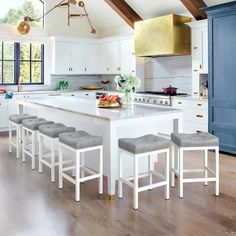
[[15, 43, 20, 85], [1, 42, 3, 84], [30, 43, 32, 83]]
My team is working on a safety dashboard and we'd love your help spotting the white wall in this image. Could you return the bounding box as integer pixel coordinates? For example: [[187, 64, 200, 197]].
[[44, 0, 97, 38]]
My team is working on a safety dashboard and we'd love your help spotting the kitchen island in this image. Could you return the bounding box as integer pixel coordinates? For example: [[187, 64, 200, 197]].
[[17, 97, 183, 197]]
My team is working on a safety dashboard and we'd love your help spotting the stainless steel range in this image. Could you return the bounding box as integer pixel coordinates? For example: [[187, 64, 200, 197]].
[[134, 91, 188, 106]]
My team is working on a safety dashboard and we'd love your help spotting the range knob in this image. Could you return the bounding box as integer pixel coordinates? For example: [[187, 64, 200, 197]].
[[160, 100, 163, 104], [138, 98, 142, 102], [153, 100, 157, 104], [134, 98, 137, 101], [147, 99, 150, 103], [142, 99, 146, 102], [165, 101, 169, 105]]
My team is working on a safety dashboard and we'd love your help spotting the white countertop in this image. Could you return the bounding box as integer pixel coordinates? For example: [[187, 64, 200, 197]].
[[20, 97, 182, 121]]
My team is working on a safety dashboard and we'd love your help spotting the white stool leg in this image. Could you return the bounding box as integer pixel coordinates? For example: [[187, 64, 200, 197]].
[[204, 149, 208, 186], [51, 138, 56, 182], [9, 122, 12, 153], [148, 155, 153, 190], [165, 149, 170, 200], [75, 150, 81, 202], [38, 134, 43, 173], [31, 131, 36, 170], [16, 125, 20, 159], [215, 147, 220, 196], [179, 148, 184, 198], [99, 146, 103, 195], [133, 156, 139, 210], [58, 144, 63, 189], [81, 152, 85, 179], [118, 149, 123, 199], [22, 127, 26, 162], [171, 143, 175, 187]]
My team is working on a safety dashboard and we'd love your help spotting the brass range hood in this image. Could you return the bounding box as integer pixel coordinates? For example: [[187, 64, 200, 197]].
[[135, 14, 192, 57]]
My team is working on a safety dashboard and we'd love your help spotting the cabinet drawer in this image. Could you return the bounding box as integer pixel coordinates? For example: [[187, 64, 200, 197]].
[[172, 98, 208, 110], [184, 109, 208, 124], [183, 122, 208, 134]]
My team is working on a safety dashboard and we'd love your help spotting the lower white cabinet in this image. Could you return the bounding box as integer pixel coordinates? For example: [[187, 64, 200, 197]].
[[172, 98, 208, 133], [0, 100, 9, 129]]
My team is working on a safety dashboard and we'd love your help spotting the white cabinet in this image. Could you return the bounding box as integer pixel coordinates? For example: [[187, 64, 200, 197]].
[[119, 39, 136, 75], [98, 41, 120, 74], [70, 43, 98, 74], [53, 41, 71, 74], [172, 98, 208, 133], [52, 39, 98, 75], [0, 100, 9, 129], [187, 20, 208, 96], [51, 36, 138, 76]]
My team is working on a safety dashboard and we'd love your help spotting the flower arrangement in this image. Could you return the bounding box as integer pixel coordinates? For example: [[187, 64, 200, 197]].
[[115, 74, 141, 106]]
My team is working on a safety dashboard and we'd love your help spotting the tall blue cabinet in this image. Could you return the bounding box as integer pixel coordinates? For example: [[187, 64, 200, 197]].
[[204, 2, 236, 155]]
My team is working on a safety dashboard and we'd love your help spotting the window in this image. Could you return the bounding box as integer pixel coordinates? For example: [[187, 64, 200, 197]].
[[0, 42, 15, 84], [0, 42, 44, 85], [0, 0, 44, 28]]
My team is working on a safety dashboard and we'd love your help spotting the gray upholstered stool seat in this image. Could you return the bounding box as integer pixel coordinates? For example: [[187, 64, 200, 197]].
[[39, 123, 75, 138], [119, 134, 170, 154], [9, 114, 37, 124], [22, 118, 54, 130], [59, 130, 103, 150], [171, 132, 219, 148]]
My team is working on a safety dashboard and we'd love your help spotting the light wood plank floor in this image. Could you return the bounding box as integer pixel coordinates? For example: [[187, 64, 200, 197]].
[[0, 132, 235, 236]]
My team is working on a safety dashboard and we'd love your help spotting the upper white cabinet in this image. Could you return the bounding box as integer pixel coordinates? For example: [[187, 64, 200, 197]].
[[119, 39, 136, 75], [98, 41, 120, 74], [52, 38, 98, 75], [51, 36, 136, 75], [53, 41, 71, 74], [187, 20, 208, 96]]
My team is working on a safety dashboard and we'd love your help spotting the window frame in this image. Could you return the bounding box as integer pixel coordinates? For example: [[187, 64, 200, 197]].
[[0, 42, 16, 85], [0, 42, 44, 85]]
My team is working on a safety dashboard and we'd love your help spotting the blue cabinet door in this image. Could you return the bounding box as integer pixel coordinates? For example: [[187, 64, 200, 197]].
[[205, 2, 236, 155]]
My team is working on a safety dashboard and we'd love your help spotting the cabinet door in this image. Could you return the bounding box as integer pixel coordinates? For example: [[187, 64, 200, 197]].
[[200, 29, 208, 74], [0, 101, 8, 129], [70, 43, 85, 74], [83, 43, 98, 74], [119, 39, 136, 75], [98, 42, 119, 74], [54, 42, 70, 74]]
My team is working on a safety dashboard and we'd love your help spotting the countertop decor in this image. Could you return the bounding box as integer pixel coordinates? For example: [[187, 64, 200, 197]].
[[115, 74, 141, 107]]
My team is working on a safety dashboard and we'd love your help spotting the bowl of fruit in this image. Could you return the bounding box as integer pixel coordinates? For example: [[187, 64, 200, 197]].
[[97, 94, 122, 108]]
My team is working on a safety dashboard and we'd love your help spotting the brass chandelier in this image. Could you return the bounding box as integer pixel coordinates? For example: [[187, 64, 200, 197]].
[[17, 0, 96, 35]]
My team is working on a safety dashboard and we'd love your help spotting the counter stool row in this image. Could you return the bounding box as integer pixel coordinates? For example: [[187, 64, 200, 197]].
[[9, 114, 220, 210], [8, 114, 103, 201]]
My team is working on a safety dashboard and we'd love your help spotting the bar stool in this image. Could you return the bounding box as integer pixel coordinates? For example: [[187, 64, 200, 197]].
[[9, 114, 37, 159], [22, 118, 54, 169], [38, 123, 75, 182], [58, 131, 103, 202], [171, 132, 220, 198], [118, 134, 170, 210]]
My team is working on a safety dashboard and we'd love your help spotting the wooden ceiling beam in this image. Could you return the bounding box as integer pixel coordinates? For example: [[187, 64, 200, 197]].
[[180, 0, 207, 20], [104, 0, 143, 28]]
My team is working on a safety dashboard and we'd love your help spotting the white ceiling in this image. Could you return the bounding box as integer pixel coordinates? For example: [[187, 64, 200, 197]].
[[84, 0, 235, 31]]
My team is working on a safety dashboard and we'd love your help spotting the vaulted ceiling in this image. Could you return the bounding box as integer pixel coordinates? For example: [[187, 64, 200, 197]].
[[84, 0, 234, 31]]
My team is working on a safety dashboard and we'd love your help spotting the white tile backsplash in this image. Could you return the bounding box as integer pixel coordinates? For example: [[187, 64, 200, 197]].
[[144, 55, 192, 94]]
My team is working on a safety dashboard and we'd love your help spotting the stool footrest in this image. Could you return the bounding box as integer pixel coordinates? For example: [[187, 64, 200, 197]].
[[183, 177, 217, 183], [62, 173, 76, 185], [138, 181, 167, 193]]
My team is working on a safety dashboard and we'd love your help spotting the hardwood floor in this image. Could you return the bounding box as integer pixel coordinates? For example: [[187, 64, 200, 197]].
[[0, 132, 235, 236]]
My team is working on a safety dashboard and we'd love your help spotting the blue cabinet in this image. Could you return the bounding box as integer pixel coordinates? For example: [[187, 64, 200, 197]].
[[205, 2, 236, 155]]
